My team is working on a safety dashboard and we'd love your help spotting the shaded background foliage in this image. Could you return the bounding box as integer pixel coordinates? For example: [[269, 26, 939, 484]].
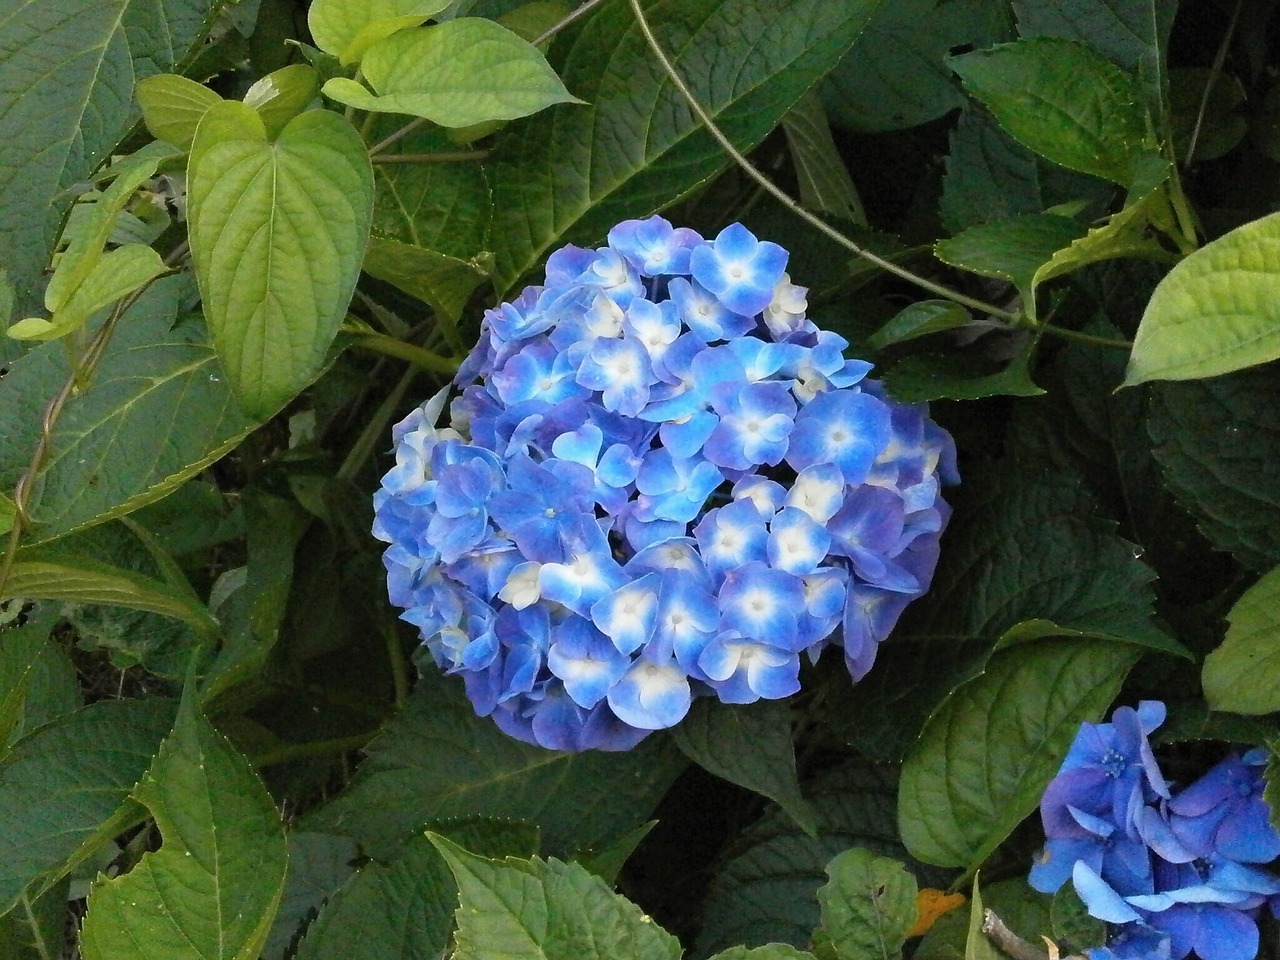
[[1, 0, 1280, 957]]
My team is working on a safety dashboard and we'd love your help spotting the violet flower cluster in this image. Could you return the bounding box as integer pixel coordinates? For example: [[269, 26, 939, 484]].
[[1031, 701, 1280, 960], [372, 217, 956, 751]]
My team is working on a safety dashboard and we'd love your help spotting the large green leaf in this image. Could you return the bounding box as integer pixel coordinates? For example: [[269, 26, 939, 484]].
[[0, 278, 265, 542], [710, 948, 818, 960], [0, 0, 213, 309], [898, 638, 1141, 871], [0, 698, 176, 913], [79, 696, 288, 960], [136, 73, 223, 151], [813, 849, 918, 960], [820, 0, 1012, 133], [673, 697, 815, 835], [322, 20, 579, 126], [295, 818, 538, 960], [187, 103, 374, 417], [934, 213, 1087, 303], [430, 834, 683, 960], [1147, 365, 1280, 571], [1202, 565, 1280, 715], [300, 672, 686, 858], [262, 831, 360, 960], [485, 0, 884, 293], [949, 38, 1155, 186], [781, 91, 865, 223], [362, 238, 490, 323], [1125, 212, 1280, 384], [0, 605, 59, 750]]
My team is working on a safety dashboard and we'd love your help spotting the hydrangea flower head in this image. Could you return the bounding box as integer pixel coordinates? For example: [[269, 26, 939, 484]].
[[373, 216, 957, 751], [1031, 701, 1280, 960]]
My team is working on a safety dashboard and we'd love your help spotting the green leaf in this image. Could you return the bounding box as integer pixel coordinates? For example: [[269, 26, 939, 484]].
[[880, 341, 1045, 404], [0, 878, 68, 960], [916, 878, 1050, 960], [697, 762, 937, 956], [136, 73, 223, 151], [0, 605, 59, 750], [709, 948, 819, 960], [1147, 365, 1280, 571], [1202, 565, 1280, 715], [821, 0, 1012, 133], [307, 0, 453, 65], [1, 551, 216, 635], [429, 834, 683, 960], [963, 876, 1000, 960], [898, 637, 1142, 871], [781, 91, 865, 224], [949, 38, 1155, 186], [0, 491, 13, 537], [1012, 0, 1176, 108], [0, 698, 176, 913], [486, 0, 884, 293], [0, 278, 264, 542], [295, 818, 538, 960], [8, 245, 169, 342], [244, 64, 322, 140], [934, 213, 1087, 303], [673, 698, 815, 836], [45, 141, 181, 316], [814, 848, 917, 960], [79, 696, 288, 960], [1050, 884, 1105, 953], [300, 671, 686, 859], [868, 301, 971, 350], [1126, 212, 1280, 384], [262, 831, 360, 960], [362, 237, 490, 322], [1266, 746, 1280, 836], [188, 102, 374, 417], [571, 821, 654, 887], [322, 20, 579, 126]]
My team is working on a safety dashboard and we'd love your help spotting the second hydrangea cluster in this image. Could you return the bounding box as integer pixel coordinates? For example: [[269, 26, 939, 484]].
[[1031, 701, 1280, 960], [373, 216, 957, 751]]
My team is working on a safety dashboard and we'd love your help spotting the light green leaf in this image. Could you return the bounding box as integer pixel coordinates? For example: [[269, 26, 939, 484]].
[[949, 38, 1155, 186], [300, 671, 686, 859], [45, 140, 181, 316], [322, 20, 579, 127], [0, 278, 265, 542], [814, 848, 917, 960], [898, 638, 1142, 872], [673, 697, 815, 836], [782, 91, 865, 224], [0, 698, 176, 913], [430, 834, 683, 960], [1126, 211, 1280, 384], [869, 301, 971, 350], [934, 213, 1087, 304], [486, 0, 885, 292], [2, 551, 216, 635], [295, 818, 538, 960], [9, 245, 169, 342], [79, 696, 288, 960], [136, 73, 223, 151], [244, 64, 321, 139], [362, 237, 490, 322], [1202, 565, 1280, 715], [0, 491, 13, 537], [307, 0, 452, 65], [188, 102, 374, 417]]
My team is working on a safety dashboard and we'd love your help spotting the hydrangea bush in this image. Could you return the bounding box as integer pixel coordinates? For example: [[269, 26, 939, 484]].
[[373, 217, 957, 750], [1031, 702, 1280, 960]]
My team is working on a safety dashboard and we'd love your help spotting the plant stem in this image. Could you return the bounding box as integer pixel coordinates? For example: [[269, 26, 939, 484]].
[[343, 327, 461, 374], [533, 0, 609, 44], [626, 0, 1022, 325], [382, 619, 410, 708], [1033, 324, 1133, 350], [251, 732, 375, 768], [370, 150, 489, 164], [337, 364, 420, 482]]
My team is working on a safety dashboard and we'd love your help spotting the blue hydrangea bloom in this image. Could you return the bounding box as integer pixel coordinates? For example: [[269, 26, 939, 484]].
[[1032, 702, 1280, 960], [372, 217, 957, 751]]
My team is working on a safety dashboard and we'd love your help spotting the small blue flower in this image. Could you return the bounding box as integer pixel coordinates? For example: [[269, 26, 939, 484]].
[[690, 223, 789, 317], [608, 215, 702, 276]]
